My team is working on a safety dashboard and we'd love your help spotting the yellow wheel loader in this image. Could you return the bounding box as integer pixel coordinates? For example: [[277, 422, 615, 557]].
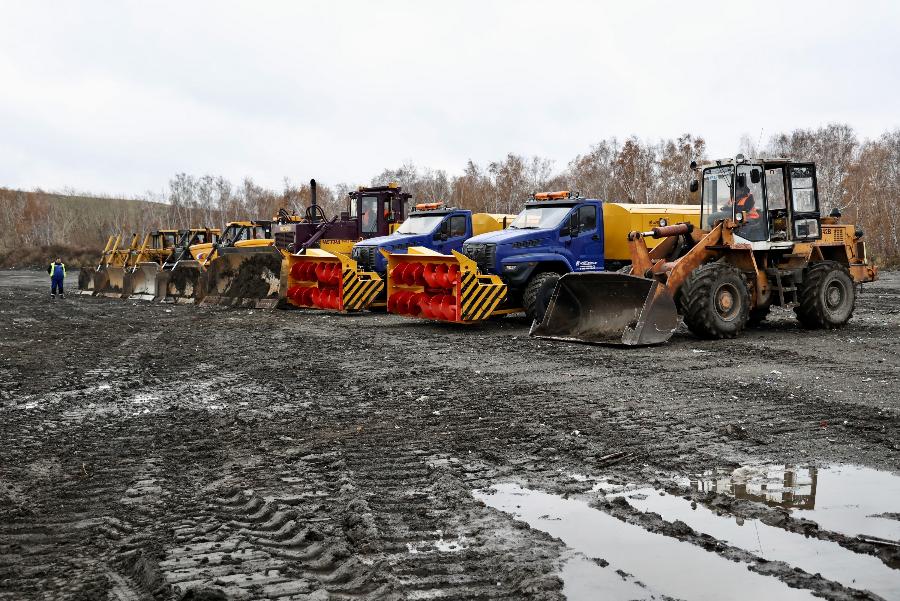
[[531, 157, 878, 346], [381, 193, 700, 324]]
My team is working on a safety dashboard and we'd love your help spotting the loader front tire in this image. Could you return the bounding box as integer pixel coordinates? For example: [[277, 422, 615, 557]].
[[795, 261, 855, 329], [679, 263, 750, 339], [524, 272, 560, 323]]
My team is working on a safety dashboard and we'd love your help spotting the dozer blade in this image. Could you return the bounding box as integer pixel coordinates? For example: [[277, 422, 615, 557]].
[[156, 261, 206, 304], [78, 267, 96, 294], [201, 247, 284, 309], [125, 263, 161, 301], [282, 249, 383, 312], [385, 247, 507, 323], [530, 272, 679, 346], [93, 266, 127, 298]]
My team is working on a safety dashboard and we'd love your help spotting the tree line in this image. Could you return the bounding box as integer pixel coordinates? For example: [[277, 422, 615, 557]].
[[1, 123, 898, 264]]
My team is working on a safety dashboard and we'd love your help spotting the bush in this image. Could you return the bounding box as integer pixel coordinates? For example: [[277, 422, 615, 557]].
[[0, 245, 101, 270]]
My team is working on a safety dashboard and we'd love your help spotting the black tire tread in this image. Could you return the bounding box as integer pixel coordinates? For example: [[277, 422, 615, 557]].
[[794, 261, 855, 329], [679, 263, 750, 339], [523, 272, 561, 323]]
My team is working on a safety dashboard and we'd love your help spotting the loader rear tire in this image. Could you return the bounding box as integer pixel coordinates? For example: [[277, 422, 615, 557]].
[[524, 272, 560, 323], [794, 261, 855, 329], [679, 263, 750, 339]]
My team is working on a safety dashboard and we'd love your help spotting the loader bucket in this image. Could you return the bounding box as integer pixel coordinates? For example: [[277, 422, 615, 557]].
[[385, 247, 507, 323], [201, 247, 284, 308], [78, 267, 96, 294], [125, 263, 161, 301], [530, 272, 679, 346], [156, 261, 206, 304], [282, 249, 383, 312], [91, 266, 127, 298]]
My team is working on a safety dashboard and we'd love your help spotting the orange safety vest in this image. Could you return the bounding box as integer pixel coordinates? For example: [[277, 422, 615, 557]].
[[735, 194, 760, 219]]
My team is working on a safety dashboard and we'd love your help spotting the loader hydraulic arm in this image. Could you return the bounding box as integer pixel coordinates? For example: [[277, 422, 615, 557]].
[[626, 223, 694, 277]]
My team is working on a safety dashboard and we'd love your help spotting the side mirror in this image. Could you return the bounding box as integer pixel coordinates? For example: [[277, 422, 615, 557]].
[[736, 174, 747, 188], [750, 169, 761, 184], [689, 180, 699, 193]]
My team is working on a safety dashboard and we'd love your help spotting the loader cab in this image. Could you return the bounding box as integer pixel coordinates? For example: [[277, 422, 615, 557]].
[[699, 158, 821, 245], [348, 184, 412, 239], [220, 222, 272, 247]]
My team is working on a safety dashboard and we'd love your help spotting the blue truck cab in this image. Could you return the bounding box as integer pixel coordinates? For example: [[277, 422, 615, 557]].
[[351, 204, 476, 276], [461, 191, 605, 320]]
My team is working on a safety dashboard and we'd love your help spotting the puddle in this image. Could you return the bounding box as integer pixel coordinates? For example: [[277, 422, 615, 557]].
[[620, 488, 900, 599], [559, 554, 656, 601], [685, 464, 900, 541], [475, 483, 815, 601]]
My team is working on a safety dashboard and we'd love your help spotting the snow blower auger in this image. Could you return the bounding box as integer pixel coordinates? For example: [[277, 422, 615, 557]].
[[79, 235, 117, 294], [93, 234, 141, 298], [282, 249, 384, 312], [385, 247, 508, 323], [532, 157, 878, 346]]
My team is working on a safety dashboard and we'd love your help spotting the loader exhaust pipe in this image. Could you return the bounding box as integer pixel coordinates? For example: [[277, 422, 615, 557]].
[[310, 179, 318, 223]]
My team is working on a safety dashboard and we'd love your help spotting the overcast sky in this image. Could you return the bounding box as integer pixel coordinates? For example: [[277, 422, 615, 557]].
[[2, 0, 898, 197]]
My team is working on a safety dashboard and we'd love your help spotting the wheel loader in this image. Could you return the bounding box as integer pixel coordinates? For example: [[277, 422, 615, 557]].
[[91, 233, 143, 297], [530, 157, 878, 346], [78, 235, 118, 294], [271, 181, 412, 310], [380, 192, 700, 324]]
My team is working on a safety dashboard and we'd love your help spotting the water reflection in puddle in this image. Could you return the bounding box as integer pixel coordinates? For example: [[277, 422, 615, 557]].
[[475, 483, 815, 601], [684, 464, 900, 541], [620, 489, 900, 599]]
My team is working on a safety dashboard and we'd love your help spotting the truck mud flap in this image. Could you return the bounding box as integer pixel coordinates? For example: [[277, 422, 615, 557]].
[[530, 272, 678, 346], [200, 248, 284, 309], [385, 247, 506, 323], [283, 250, 383, 312], [125, 263, 161, 301], [157, 261, 206, 304]]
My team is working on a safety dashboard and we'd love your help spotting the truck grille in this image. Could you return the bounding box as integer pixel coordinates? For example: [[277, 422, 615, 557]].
[[462, 242, 496, 273], [274, 231, 294, 251], [353, 246, 377, 272]]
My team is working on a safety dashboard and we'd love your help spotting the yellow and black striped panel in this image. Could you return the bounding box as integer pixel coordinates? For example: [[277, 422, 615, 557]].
[[341, 268, 384, 311], [459, 271, 506, 322]]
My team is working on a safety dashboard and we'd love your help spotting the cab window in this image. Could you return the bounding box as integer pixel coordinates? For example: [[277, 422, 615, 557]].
[[449, 215, 467, 237], [360, 196, 378, 234], [766, 168, 786, 210], [790, 166, 818, 213], [577, 205, 596, 232]]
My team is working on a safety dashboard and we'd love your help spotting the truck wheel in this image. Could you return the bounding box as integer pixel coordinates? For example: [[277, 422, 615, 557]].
[[524, 272, 560, 323], [679, 263, 750, 339], [794, 261, 855, 329]]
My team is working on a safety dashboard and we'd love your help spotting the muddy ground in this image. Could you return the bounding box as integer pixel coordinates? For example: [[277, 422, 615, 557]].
[[1, 270, 898, 601]]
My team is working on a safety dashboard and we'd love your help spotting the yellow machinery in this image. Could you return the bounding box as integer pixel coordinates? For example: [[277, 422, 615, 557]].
[[123, 230, 181, 300], [532, 158, 877, 345], [92, 234, 142, 297], [78, 235, 117, 294], [383, 198, 700, 323], [281, 206, 514, 313]]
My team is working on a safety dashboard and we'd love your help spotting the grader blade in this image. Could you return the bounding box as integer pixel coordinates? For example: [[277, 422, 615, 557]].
[[78, 267, 96, 294], [157, 261, 206, 304], [283, 250, 383, 312], [201, 247, 284, 308], [530, 272, 678, 346], [126, 263, 161, 301]]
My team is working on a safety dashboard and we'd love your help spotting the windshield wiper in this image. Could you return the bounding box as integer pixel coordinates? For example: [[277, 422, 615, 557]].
[[518, 226, 541, 229]]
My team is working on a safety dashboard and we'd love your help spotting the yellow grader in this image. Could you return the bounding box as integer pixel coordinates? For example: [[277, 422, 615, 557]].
[[382, 194, 700, 324], [531, 157, 878, 345]]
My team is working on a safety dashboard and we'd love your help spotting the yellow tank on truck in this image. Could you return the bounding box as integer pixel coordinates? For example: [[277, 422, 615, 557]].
[[471, 213, 517, 236], [602, 203, 701, 263]]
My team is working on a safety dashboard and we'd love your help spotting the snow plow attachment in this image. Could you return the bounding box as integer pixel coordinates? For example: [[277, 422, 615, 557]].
[[386, 247, 507, 323], [125, 263, 161, 301], [78, 267, 96, 294], [283, 249, 383, 312], [530, 272, 679, 346], [93, 265, 128, 298], [201, 247, 284, 308], [156, 261, 206, 304]]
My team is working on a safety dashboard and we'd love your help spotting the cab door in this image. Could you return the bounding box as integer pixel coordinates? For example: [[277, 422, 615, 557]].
[[566, 204, 604, 271], [787, 164, 822, 241], [433, 214, 470, 254]]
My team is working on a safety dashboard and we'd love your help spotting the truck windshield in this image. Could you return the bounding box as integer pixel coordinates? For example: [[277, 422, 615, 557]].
[[395, 215, 444, 235], [509, 205, 573, 230], [702, 166, 735, 228]]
